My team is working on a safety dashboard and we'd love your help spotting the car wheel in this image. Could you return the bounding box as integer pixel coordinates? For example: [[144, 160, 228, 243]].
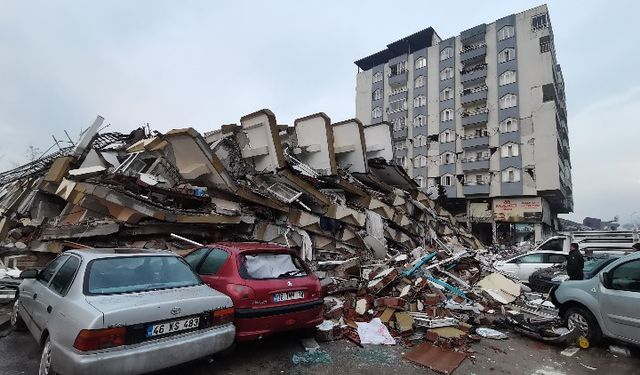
[[38, 337, 58, 375], [564, 306, 602, 344], [10, 299, 26, 331]]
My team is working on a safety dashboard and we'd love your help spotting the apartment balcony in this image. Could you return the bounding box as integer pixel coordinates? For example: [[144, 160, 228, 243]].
[[461, 64, 487, 84], [391, 127, 408, 140], [388, 71, 408, 86], [460, 44, 487, 64], [463, 183, 490, 195], [461, 157, 490, 171], [462, 135, 489, 149], [460, 86, 488, 105], [461, 108, 489, 126]]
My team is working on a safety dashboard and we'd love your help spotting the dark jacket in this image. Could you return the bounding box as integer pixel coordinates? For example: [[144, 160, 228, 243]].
[[566, 249, 584, 280]]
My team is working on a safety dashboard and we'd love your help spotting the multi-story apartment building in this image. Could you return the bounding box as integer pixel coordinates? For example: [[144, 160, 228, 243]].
[[354, 4, 572, 244]]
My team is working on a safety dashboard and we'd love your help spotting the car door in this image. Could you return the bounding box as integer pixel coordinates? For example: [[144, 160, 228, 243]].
[[21, 255, 68, 335], [31, 255, 80, 332], [197, 248, 230, 293], [507, 253, 545, 281], [598, 259, 640, 342]]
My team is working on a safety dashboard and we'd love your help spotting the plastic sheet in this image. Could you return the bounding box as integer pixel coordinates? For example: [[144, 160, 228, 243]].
[[356, 318, 396, 345], [244, 254, 300, 279]]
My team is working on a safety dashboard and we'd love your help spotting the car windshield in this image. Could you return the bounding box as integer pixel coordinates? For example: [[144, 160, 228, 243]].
[[584, 256, 618, 273], [239, 253, 308, 279], [86, 255, 202, 295]]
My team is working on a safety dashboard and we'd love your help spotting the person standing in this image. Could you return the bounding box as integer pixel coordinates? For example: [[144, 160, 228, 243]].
[[566, 242, 584, 280]]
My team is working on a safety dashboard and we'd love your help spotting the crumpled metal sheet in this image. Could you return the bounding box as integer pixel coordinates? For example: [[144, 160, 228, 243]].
[[403, 342, 466, 374]]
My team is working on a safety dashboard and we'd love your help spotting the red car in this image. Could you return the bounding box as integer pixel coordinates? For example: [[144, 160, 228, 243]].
[[184, 242, 323, 341]]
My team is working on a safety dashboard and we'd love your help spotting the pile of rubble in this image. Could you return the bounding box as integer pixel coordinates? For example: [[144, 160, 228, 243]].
[[0, 110, 481, 263], [316, 244, 578, 373], [0, 110, 574, 372]]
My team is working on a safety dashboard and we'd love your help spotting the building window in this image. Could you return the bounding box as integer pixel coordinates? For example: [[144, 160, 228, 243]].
[[499, 118, 519, 133], [441, 152, 455, 165], [414, 135, 427, 147], [440, 88, 453, 101], [391, 117, 407, 131], [373, 71, 383, 83], [532, 13, 548, 30], [542, 83, 556, 102], [372, 89, 382, 101], [414, 95, 426, 108], [498, 25, 514, 41], [415, 75, 425, 88], [440, 108, 453, 122], [440, 47, 453, 61], [395, 156, 407, 168], [440, 67, 454, 81], [539, 35, 551, 53], [500, 142, 520, 157], [389, 99, 407, 113], [413, 115, 426, 127], [389, 85, 407, 96], [372, 107, 382, 118], [393, 141, 406, 151], [440, 129, 454, 143], [499, 94, 517, 109], [389, 61, 407, 77], [415, 57, 427, 69], [499, 70, 517, 86], [441, 174, 453, 186], [498, 48, 516, 63], [415, 176, 425, 188], [413, 155, 427, 168], [502, 167, 521, 183]]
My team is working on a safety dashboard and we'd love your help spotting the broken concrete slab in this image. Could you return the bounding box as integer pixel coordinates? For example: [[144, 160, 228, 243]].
[[403, 342, 466, 375]]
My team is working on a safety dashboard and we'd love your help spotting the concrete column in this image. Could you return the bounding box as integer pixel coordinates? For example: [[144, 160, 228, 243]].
[[492, 221, 497, 244], [534, 223, 543, 244]]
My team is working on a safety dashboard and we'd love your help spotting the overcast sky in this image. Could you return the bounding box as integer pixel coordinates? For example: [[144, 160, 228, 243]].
[[0, 1, 638, 224]]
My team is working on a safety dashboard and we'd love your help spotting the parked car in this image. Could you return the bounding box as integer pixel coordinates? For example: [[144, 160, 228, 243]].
[[552, 252, 640, 345], [185, 242, 323, 341], [533, 233, 637, 255], [11, 249, 235, 375], [493, 251, 568, 283], [528, 254, 620, 292]]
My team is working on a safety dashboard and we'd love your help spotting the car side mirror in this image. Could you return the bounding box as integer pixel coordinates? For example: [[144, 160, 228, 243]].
[[20, 269, 39, 279]]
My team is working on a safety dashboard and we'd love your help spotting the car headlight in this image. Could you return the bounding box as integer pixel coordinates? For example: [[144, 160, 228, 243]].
[[551, 275, 570, 282]]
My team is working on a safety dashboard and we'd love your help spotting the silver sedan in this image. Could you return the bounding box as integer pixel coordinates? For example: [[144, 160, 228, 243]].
[[11, 249, 235, 375]]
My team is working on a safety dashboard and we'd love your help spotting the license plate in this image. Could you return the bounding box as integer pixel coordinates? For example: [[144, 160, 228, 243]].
[[273, 291, 304, 302], [146, 316, 200, 337]]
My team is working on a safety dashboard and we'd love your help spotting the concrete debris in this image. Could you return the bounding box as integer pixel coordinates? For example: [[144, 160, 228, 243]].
[[475, 328, 508, 340], [403, 342, 467, 375], [560, 346, 580, 357], [300, 337, 320, 352], [608, 345, 631, 357], [0, 110, 578, 372]]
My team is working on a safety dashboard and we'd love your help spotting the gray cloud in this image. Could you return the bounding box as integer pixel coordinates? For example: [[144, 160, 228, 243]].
[[1, 0, 639, 222]]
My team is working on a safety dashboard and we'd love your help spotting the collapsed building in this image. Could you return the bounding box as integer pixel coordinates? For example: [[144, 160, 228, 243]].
[[1, 111, 580, 372], [0, 110, 481, 264]]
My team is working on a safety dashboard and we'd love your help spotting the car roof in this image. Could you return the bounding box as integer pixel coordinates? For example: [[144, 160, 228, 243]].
[[206, 242, 292, 254], [67, 248, 176, 260]]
